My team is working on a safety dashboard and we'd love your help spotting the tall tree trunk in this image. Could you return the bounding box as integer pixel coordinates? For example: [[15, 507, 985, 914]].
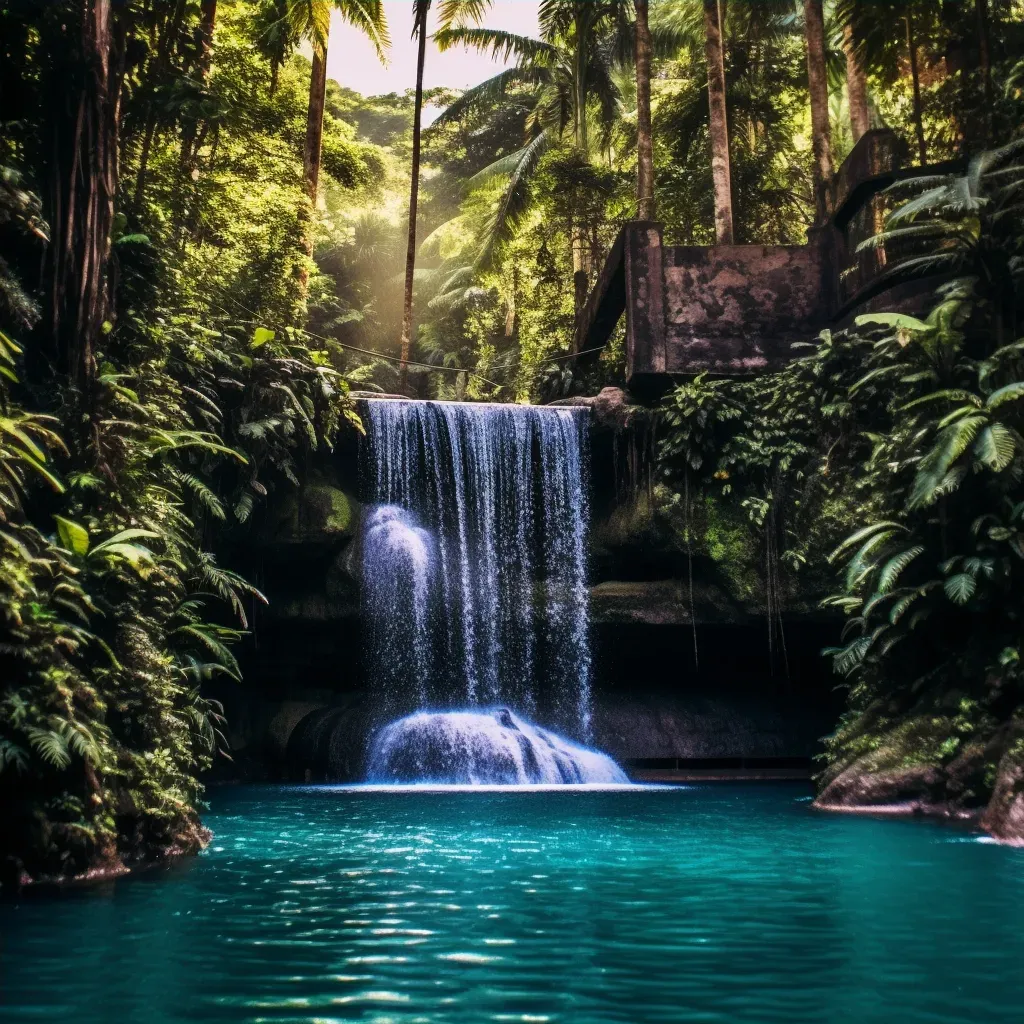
[[399, 4, 429, 386], [44, 0, 126, 390], [635, 0, 656, 221], [905, 14, 928, 164], [569, 6, 594, 319], [298, 20, 330, 295], [843, 23, 870, 143], [179, 1, 219, 187], [976, 0, 993, 142], [703, 0, 734, 244], [197, 0, 218, 78], [572, 6, 589, 156], [803, 0, 833, 224]]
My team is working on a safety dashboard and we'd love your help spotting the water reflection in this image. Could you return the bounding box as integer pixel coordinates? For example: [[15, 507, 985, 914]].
[[1, 785, 1022, 1024]]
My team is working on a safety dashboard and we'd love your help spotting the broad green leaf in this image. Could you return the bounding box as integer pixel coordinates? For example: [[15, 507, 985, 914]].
[[899, 389, 982, 412], [829, 521, 906, 563], [93, 542, 156, 567], [985, 381, 1024, 409], [54, 515, 90, 556], [944, 573, 976, 605], [877, 546, 926, 594], [854, 312, 933, 333], [975, 423, 1017, 471], [90, 528, 162, 556], [251, 327, 276, 348]]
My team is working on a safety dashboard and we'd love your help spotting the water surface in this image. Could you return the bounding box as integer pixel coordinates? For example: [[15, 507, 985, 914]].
[[2, 783, 1021, 1023]]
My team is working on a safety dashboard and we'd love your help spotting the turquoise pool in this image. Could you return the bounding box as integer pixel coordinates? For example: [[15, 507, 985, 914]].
[[1, 783, 1021, 1023]]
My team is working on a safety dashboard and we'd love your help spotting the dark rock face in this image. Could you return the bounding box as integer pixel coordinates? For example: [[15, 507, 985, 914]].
[[815, 762, 943, 809], [980, 753, 1024, 846], [814, 725, 1024, 846], [285, 698, 377, 782]]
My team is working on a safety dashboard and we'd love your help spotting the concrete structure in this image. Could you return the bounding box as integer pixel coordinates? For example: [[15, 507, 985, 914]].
[[575, 129, 962, 391]]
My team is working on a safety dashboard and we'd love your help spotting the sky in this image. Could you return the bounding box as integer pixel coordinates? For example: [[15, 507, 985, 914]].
[[326, 0, 540, 98]]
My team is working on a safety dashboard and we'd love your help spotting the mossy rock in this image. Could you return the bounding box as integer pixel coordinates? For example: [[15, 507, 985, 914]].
[[272, 484, 360, 541], [592, 492, 659, 550], [302, 485, 355, 536]]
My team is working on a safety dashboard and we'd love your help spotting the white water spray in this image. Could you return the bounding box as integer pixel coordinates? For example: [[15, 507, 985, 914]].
[[361, 399, 592, 738]]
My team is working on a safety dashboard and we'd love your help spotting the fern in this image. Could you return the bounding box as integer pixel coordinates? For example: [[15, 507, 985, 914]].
[[172, 470, 226, 521]]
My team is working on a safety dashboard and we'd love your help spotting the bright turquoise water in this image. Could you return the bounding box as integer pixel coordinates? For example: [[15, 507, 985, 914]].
[[2, 783, 1022, 1023]]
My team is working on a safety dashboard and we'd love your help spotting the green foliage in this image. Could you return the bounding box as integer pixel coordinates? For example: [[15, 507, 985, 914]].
[[659, 139, 1024, 808], [0, 0, 377, 881]]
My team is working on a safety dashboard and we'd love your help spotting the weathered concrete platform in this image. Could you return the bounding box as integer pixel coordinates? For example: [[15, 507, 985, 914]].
[[575, 130, 961, 391]]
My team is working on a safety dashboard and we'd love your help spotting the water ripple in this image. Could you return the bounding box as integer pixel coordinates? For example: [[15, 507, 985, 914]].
[[1, 785, 1022, 1024]]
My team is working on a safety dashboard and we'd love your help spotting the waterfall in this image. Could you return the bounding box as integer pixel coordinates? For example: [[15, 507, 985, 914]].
[[367, 709, 628, 786], [360, 399, 592, 740]]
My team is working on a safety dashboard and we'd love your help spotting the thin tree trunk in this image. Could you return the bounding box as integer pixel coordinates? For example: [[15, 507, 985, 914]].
[[703, 0, 734, 244], [298, 20, 330, 295], [803, 0, 833, 223], [399, 4, 429, 385], [976, 0, 993, 142], [573, 7, 589, 156], [843, 23, 870, 143], [179, 1, 219, 180], [635, 0, 656, 221], [134, 109, 158, 207], [905, 14, 928, 165], [197, 0, 218, 78]]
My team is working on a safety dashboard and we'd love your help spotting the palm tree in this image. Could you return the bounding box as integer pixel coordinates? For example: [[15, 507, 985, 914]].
[[702, 0, 733, 243], [399, 1, 430, 386], [904, 10, 927, 164], [836, 0, 939, 166], [635, 0, 655, 221], [287, 0, 390, 292], [803, 0, 832, 223], [435, 3, 625, 286], [398, 1, 493, 385], [843, 22, 871, 143]]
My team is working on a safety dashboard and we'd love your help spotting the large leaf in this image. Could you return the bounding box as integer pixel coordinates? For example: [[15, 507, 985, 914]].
[[845, 529, 897, 590], [985, 381, 1024, 409], [90, 528, 161, 556], [854, 313, 933, 333], [909, 415, 986, 508], [828, 521, 906, 563], [54, 515, 89, 556], [975, 423, 1017, 472], [877, 546, 926, 595], [944, 573, 977, 605]]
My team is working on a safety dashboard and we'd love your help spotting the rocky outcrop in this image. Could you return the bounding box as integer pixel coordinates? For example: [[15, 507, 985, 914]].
[[553, 386, 647, 431], [980, 749, 1024, 846], [815, 715, 1024, 844], [815, 761, 944, 811], [595, 692, 830, 761], [590, 579, 746, 625], [267, 481, 359, 544]]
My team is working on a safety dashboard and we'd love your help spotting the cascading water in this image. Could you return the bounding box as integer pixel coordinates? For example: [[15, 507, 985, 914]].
[[361, 505, 432, 710], [360, 398, 625, 785], [367, 709, 628, 786]]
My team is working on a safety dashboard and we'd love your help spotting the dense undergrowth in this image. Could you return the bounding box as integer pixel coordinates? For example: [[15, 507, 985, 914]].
[[657, 139, 1024, 832], [0, 1, 372, 884]]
